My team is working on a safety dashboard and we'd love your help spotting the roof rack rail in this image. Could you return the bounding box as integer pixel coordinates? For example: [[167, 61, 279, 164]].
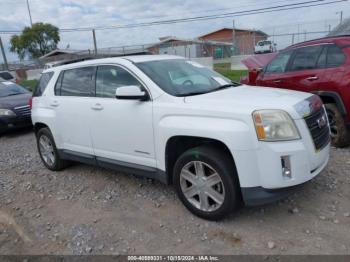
[[50, 52, 152, 67], [288, 34, 350, 48]]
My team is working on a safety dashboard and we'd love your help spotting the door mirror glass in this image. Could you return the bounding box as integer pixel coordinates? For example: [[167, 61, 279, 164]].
[[115, 85, 148, 100]]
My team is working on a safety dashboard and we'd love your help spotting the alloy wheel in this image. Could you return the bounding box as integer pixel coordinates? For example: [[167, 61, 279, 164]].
[[39, 135, 55, 166], [180, 161, 225, 212]]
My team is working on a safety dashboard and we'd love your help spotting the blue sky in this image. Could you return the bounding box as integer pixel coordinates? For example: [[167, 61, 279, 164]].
[[0, 0, 349, 62]]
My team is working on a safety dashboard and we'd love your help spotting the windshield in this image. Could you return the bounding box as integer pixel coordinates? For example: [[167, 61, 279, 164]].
[[136, 59, 239, 96], [0, 82, 30, 97]]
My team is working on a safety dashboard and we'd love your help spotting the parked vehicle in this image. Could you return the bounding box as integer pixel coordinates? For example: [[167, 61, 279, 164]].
[[254, 40, 277, 54], [31, 55, 330, 220], [242, 36, 350, 147], [0, 82, 32, 134], [0, 71, 15, 82]]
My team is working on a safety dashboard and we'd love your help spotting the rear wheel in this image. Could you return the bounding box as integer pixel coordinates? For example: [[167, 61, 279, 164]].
[[36, 128, 68, 171], [173, 146, 240, 220], [325, 104, 350, 148]]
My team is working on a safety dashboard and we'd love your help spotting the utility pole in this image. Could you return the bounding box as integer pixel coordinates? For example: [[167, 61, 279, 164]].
[[336, 11, 343, 24], [26, 0, 33, 26], [92, 29, 97, 55], [232, 19, 236, 56], [0, 36, 9, 71]]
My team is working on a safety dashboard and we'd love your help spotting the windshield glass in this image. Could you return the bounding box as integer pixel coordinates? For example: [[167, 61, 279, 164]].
[[0, 82, 30, 97], [136, 59, 238, 96]]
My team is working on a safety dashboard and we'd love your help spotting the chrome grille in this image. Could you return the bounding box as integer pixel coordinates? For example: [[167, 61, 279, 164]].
[[13, 105, 31, 117], [304, 107, 330, 151]]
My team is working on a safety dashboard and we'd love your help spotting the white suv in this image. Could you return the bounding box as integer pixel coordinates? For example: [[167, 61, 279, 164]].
[[31, 55, 330, 220]]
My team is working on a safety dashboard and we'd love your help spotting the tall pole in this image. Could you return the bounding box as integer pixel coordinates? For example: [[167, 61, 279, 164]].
[[340, 11, 343, 24], [232, 19, 236, 56], [26, 0, 33, 26], [92, 29, 97, 55], [0, 36, 9, 71]]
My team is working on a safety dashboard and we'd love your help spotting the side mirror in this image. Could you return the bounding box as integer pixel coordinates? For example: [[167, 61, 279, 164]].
[[115, 85, 149, 101]]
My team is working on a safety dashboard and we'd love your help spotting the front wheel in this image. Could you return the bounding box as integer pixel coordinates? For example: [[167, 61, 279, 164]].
[[325, 104, 350, 148], [173, 146, 240, 220]]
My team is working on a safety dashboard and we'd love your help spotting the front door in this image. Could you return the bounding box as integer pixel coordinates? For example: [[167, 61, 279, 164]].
[[278, 45, 326, 92], [89, 65, 155, 168]]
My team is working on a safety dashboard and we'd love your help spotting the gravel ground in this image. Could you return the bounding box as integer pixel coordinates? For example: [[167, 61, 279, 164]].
[[0, 129, 349, 255]]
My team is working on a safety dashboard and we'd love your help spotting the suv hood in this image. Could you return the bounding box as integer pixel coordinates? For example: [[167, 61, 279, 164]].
[[183, 85, 311, 119], [241, 53, 277, 70]]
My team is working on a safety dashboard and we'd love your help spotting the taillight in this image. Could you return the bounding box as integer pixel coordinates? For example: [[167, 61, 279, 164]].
[[29, 97, 33, 110]]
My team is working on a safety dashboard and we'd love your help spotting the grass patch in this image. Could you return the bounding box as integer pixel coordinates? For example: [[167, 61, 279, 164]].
[[20, 79, 38, 92], [214, 63, 247, 82]]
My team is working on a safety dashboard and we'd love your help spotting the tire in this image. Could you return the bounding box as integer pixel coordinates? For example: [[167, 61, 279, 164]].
[[173, 146, 241, 221], [36, 127, 68, 171], [325, 104, 350, 148]]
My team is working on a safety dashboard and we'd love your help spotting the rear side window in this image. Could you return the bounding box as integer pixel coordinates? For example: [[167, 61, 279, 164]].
[[326, 45, 345, 67], [58, 67, 95, 97], [290, 45, 323, 71], [34, 72, 54, 96]]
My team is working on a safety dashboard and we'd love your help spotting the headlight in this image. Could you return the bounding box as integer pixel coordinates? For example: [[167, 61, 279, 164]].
[[253, 110, 300, 141], [0, 109, 16, 116]]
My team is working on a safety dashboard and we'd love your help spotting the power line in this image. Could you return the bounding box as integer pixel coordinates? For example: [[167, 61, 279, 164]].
[[0, 0, 347, 34], [59, 0, 345, 32]]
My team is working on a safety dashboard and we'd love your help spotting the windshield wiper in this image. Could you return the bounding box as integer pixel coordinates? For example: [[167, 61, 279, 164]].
[[210, 82, 242, 92], [177, 91, 209, 97], [6, 93, 20, 96]]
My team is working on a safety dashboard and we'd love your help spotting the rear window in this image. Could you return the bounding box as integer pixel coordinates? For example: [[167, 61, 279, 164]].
[[34, 72, 54, 97], [0, 71, 14, 80], [56, 67, 95, 97]]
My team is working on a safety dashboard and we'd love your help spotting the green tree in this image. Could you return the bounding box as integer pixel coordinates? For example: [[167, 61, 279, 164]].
[[10, 22, 60, 59]]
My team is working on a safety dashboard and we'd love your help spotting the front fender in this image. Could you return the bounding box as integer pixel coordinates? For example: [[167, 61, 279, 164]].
[[155, 115, 257, 170]]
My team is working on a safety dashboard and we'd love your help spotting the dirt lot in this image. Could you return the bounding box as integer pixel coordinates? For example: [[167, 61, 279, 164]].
[[0, 130, 349, 255]]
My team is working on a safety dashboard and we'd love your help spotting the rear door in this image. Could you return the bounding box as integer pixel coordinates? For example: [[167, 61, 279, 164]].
[[256, 50, 293, 87], [50, 66, 96, 155], [277, 45, 326, 92]]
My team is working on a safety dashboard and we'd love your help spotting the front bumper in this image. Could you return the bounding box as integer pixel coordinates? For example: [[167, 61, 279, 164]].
[[241, 152, 328, 206], [0, 115, 32, 133], [232, 117, 330, 205]]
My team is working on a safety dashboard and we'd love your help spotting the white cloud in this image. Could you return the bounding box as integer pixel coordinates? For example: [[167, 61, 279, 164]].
[[0, 0, 349, 62]]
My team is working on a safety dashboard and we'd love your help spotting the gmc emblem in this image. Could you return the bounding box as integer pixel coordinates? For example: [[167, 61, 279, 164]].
[[317, 114, 327, 129]]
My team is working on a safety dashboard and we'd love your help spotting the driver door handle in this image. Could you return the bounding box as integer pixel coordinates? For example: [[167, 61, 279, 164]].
[[306, 76, 318, 81], [91, 103, 104, 111], [274, 79, 282, 83], [50, 100, 59, 107]]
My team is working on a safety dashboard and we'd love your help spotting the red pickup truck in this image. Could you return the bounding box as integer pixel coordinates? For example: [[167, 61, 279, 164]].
[[241, 36, 350, 147]]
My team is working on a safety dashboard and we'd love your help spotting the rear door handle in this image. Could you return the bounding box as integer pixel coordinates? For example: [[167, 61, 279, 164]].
[[306, 76, 318, 81], [91, 103, 103, 111], [274, 80, 282, 83], [50, 100, 59, 107]]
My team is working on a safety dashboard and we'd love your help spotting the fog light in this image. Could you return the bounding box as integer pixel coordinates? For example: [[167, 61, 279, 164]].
[[281, 156, 292, 179]]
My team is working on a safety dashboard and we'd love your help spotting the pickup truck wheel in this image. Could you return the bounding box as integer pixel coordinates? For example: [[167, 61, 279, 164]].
[[173, 146, 240, 220], [36, 128, 68, 171], [325, 104, 350, 148]]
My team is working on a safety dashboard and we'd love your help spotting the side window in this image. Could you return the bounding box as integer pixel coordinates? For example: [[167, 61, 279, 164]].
[[34, 72, 54, 96], [316, 46, 327, 68], [60, 67, 95, 97], [326, 45, 345, 67], [96, 66, 141, 98], [54, 72, 63, 96], [290, 45, 323, 71], [265, 51, 292, 74]]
